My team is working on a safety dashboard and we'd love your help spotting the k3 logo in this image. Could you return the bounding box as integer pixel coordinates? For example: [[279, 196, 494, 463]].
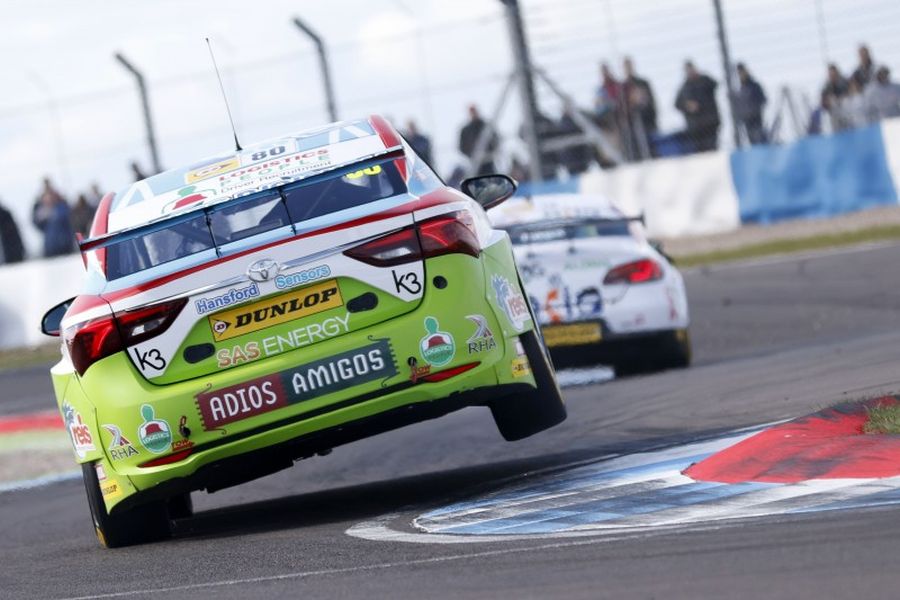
[[392, 270, 422, 295], [133, 348, 167, 372]]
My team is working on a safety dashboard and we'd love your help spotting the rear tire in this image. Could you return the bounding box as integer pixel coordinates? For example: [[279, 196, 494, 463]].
[[82, 463, 171, 548], [656, 328, 691, 370], [491, 328, 567, 441]]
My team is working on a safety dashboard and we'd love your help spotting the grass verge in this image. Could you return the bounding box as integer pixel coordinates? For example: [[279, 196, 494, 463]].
[[864, 403, 900, 434], [672, 223, 900, 268], [0, 344, 61, 372]]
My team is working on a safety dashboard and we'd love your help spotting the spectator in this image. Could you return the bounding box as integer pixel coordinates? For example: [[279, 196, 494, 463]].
[[458, 104, 499, 175], [32, 177, 75, 257], [734, 62, 768, 145], [864, 66, 900, 121], [675, 60, 720, 152], [557, 104, 593, 175], [0, 200, 25, 264], [594, 63, 622, 117], [851, 45, 876, 90], [87, 182, 104, 208], [622, 57, 657, 159], [70, 193, 95, 239], [822, 63, 850, 130], [130, 161, 148, 182], [837, 79, 868, 129], [404, 120, 434, 166]]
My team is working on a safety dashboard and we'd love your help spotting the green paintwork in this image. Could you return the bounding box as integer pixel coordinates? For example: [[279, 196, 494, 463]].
[[50, 242, 534, 514]]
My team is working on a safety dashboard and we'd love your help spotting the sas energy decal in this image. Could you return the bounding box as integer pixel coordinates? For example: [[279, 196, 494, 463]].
[[209, 279, 343, 341], [196, 339, 398, 431]]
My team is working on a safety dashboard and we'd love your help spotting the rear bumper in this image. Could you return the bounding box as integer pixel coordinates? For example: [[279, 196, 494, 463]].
[[111, 382, 532, 513], [544, 321, 681, 368]]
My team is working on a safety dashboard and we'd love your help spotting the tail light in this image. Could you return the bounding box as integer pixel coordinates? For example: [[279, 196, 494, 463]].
[[64, 298, 186, 376], [344, 211, 479, 266], [603, 259, 663, 285]]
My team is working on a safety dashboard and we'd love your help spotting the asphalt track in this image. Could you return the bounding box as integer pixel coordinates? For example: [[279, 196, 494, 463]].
[[4, 242, 900, 599]]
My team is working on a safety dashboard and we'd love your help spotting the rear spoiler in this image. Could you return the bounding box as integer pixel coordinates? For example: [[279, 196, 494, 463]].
[[78, 147, 406, 254]]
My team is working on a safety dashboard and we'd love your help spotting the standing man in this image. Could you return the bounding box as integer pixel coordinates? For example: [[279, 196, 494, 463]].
[[864, 66, 900, 122], [675, 60, 721, 152], [734, 62, 768, 144], [32, 177, 74, 257], [404, 120, 434, 167], [458, 104, 499, 176], [622, 56, 658, 159], [851, 44, 876, 89], [0, 199, 25, 264]]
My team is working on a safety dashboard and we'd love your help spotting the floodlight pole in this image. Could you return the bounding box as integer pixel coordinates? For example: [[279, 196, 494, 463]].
[[501, 0, 543, 183], [114, 52, 162, 174], [711, 0, 741, 148], [293, 17, 338, 123]]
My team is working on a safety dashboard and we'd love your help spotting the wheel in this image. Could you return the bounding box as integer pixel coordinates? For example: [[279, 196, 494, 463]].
[[656, 328, 691, 369], [491, 328, 567, 441], [167, 492, 193, 520], [82, 463, 171, 548]]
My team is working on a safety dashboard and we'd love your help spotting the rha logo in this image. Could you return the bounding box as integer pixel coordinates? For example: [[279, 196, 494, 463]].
[[102, 424, 139, 461], [465, 314, 497, 354]]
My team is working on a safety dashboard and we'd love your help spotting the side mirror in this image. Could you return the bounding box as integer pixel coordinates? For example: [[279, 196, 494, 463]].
[[460, 174, 517, 210], [41, 298, 75, 337]]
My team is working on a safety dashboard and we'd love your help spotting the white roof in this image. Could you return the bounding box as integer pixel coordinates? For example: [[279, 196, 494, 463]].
[[106, 118, 390, 234], [489, 193, 625, 228]]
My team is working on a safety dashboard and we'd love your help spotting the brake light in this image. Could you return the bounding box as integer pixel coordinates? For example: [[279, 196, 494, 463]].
[[603, 259, 663, 285], [115, 298, 187, 346], [343, 227, 422, 267], [418, 211, 479, 260], [65, 316, 122, 377], [343, 211, 479, 266], [64, 298, 187, 376], [139, 448, 193, 468]]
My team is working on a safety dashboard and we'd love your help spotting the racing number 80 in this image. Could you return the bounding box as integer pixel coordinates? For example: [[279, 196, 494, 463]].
[[344, 165, 383, 180]]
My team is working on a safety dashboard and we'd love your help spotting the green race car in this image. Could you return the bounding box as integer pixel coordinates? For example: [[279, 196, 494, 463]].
[[41, 115, 565, 547]]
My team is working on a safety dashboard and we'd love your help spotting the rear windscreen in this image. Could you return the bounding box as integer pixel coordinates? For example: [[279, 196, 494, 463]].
[[507, 219, 631, 245], [104, 158, 406, 280]]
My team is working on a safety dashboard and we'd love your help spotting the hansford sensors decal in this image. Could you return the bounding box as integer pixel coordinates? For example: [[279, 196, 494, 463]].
[[196, 339, 397, 430], [209, 279, 343, 342], [274, 264, 332, 290], [195, 282, 261, 315]]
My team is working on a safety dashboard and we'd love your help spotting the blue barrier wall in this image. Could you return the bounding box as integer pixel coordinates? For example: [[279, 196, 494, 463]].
[[730, 124, 898, 224]]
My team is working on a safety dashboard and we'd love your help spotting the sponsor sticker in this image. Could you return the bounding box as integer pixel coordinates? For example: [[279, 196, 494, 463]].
[[196, 339, 397, 431], [209, 279, 343, 341], [195, 282, 261, 315], [102, 424, 140, 461], [511, 356, 531, 378], [419, 317, 455, 367], [491, 275, 531, 331], [185, 157, 241, 184], [137, 405, 172, 454], [465, 314, 497, 354], [100, 478, 124, 500], [274, 265, 332, 290], [62, 402, 95, 459], [542, 322, 602, 348]]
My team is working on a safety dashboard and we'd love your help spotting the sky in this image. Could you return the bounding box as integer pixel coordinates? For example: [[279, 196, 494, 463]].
[[3, 0, 900, 254]]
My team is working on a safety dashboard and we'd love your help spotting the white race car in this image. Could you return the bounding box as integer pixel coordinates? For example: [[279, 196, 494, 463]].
[[491, 194, 691, 374]]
